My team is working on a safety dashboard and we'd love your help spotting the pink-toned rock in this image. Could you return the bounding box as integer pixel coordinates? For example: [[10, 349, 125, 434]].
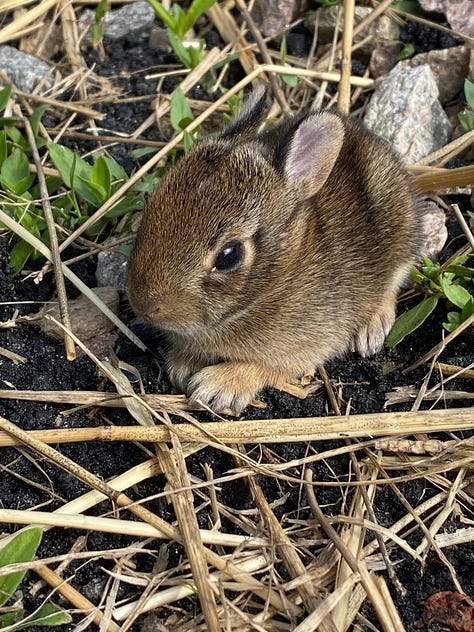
[[251, 0, 302, 38], [370, 46, 401, 79], [37, 286, 119, 342], [421, 201, 448, 260], [400, 46, 470, 104], [418, 0, 474, 38]]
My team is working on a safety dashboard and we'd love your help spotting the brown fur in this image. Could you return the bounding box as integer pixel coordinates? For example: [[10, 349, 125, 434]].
[[127, 87, 422, 414]]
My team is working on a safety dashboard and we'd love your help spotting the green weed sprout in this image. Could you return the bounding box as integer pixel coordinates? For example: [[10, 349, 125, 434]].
[[147, 0, 215, 69], [0, 84, 158, 272], [387, 254, 474, 348], [0, 528, 71, 630], [459, 79, 474, 132], [169, 86, 201, 151]]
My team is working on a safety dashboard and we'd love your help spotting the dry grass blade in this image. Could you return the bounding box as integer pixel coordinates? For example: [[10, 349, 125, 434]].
[[160, 434, 221, 631], [207, 2, 260, 84], [0, 411, 296, 616], [0, 209, 146, 351], [0, 407, 472, 447], [305, 469, 409, 632], [1, 1, 473, 628], [0, 0, 58, 44], [35, 564, 120, 632], [21, 112, 75, 360], [235, 446, 333, 626], [0, 509, 266, 547], [411, 165, 474, 193], [338, 0, 355, 114]]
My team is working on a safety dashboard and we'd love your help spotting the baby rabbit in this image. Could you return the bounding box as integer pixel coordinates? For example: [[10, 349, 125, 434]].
[[127, 86, 421, 414]]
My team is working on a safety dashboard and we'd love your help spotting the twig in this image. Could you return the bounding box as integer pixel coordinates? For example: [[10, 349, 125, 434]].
[[21, 113, 75, 359], [338, 0, 355, 114], [451, 203, 474, 250], [304, 469, 405, 632], [404, 312, 474, 373], [0, 412, 297, 617], [0, 208, 147, 351], [35, 564, 120, 632], [234, 0, 289, 114], [0, 407, 472, 447], [319, 367, 405, 596]]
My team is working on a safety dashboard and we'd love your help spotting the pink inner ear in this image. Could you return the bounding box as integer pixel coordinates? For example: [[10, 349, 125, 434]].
[[286, 114, 344, 195]]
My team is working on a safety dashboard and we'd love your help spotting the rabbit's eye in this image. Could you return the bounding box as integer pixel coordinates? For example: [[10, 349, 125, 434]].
[[213, 241, 244, 272]]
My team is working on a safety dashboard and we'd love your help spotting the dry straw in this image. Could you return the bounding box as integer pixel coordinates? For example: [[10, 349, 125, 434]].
[[0, 1, 473, 630]]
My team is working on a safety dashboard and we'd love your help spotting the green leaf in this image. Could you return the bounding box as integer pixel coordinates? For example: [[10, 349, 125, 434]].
[[440, 276, 472, 309], [280, 36, 287, 64], [445, 264, 474, 280], [103, 195, 144, 218], [0, 149, 34, 194], [460, 296, 474, 321], [183, 0, 216, 34], [443, 311, 461, 332], [410, 266, 426, 285], [92, 156, 111, 198], [420, 256, 440, 281], [48, 142, 106, 205], [0, 130, 7, 168], [95, 0, 108, 22], [91, 23, 103, 44], [167, 29, 193, 67], [0, 84, 12, 113], [396, 43, 415, 60], [131, 146, 156, 160], [29, 105, 49, 139], [186, 40, 205, 69], [7, 603, 72, 630], [464, 78, 474, 109], [76, 175, 107, 205], [103, 156, 128, 182], [5, 125, 29, 150], [386, 295, 439, 348], [0, 528, 43, 607], [183, 130, 195, 152], [458, 109, 474, 133], [170, 87, 193, 132], [281, 73, 299, 87], [391, 0, 424, 14], [0, 609, 25, 627], [47, 142, 93, 188], [146, 0, 177, 30]]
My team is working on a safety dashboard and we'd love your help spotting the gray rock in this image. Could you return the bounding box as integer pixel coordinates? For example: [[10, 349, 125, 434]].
[[364, 64, 451, 164], [0, 45, 53, 93], [80, 1, 156, 42], [419, 0, 474, 38], [399, 46, 470, 104], [96, 238, 131, 292]]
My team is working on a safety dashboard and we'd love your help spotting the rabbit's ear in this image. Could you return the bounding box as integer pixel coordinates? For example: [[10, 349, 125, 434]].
[[221, 85, 270, 139], [285, 113, 344, 199]]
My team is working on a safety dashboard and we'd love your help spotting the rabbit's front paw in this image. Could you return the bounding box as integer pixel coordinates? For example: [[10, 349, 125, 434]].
[[166, 349, 208, 393], [352, 294, 396, 357], [186, 362, 266, 415]]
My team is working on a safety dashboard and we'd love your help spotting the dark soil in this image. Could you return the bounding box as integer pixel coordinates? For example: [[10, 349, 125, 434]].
[[0, 7, 473, 632]]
